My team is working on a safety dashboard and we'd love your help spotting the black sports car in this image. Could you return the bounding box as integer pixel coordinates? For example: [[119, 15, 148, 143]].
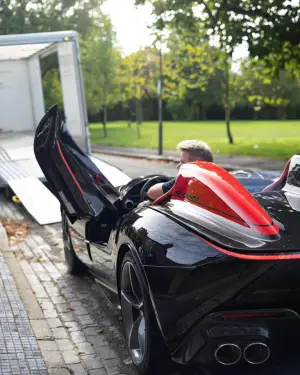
[[34, 105, 300, 375]]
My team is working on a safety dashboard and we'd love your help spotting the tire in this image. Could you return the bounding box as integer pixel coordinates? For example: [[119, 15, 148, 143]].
[[120, 252, 170, 375], [61, 210, 85, 275]]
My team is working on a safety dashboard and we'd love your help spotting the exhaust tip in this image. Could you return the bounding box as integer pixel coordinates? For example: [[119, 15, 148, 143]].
[[214, 343, 242, 366], [243, 342, 270, 365]]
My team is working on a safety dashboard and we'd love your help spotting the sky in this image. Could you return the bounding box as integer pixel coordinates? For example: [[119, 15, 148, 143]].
[[102, 0, 155, 56], [102, 0, 249, 64]]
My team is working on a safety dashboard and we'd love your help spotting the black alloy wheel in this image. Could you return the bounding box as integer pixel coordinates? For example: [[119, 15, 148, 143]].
[[120, 252, 170, 375]]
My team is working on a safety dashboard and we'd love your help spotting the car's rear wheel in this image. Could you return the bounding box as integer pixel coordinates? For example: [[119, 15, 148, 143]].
[[120, 252, 170, 375], [61, 210, 85, 275]]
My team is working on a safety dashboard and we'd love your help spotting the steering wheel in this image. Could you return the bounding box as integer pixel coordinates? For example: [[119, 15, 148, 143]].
[[139, 175, 171, 203]]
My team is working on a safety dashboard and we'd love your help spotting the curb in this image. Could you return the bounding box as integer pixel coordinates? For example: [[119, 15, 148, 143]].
[[0, 221, 9, 252], [92, 145, 179, 163], [91, 146, 239, 171]]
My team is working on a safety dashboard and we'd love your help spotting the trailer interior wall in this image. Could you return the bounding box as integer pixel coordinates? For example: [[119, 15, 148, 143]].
[[0, 60, 35, 131], [57, 42, 88, 151], [28, 55, 45, 128]]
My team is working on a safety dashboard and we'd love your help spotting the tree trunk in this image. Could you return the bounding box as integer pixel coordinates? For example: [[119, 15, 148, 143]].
[[224, 59, 234, 144], [128, 105, 132, 128], [283, 106, 287, 120], [103, 107, 107, 138], [135, 99, 142, 139], [278, 105, 287, 120], [201, 102, 207, 120], [253, 109, 258, 120]]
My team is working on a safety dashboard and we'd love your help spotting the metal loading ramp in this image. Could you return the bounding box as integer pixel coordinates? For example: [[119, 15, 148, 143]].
[[0, 132, 61, 225]]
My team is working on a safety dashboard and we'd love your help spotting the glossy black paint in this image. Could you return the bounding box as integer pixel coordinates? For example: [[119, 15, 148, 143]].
[[34, 106, 300, 371], [115, 208, 300, 361]]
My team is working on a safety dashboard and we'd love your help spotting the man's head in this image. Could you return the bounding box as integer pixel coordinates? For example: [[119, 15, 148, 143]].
[[176, 139, 213, 169]]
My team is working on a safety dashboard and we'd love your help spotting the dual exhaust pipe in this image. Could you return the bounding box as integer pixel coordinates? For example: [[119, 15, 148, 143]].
[[214, 342, 270, 366]]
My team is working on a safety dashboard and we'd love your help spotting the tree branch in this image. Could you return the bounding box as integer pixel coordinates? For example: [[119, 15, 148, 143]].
[[195, 0, 214, 21]]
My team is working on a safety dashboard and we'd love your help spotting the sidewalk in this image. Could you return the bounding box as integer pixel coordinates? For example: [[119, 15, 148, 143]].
[[92, 145, 287, 171], [0, 223, 48, 374], [0, 195, 132, 375]]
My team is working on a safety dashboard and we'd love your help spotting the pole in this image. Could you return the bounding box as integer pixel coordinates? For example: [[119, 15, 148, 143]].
[[158, 47, 163, 155]]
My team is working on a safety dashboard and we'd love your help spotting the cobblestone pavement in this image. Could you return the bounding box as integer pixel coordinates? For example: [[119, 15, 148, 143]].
[[0, 194, 138, 375]]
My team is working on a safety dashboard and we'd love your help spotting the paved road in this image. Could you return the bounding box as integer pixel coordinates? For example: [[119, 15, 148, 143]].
[[94, 153, 178, 179], [92, 145, 287, 171]]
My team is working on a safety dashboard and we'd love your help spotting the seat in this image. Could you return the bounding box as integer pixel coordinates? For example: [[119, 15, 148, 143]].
[[262, 158, 291, 192]]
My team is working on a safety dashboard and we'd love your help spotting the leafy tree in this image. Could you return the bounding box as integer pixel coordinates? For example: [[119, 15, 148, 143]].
[[136, 0, 300, 141], [81, 16, 121, 137], [42, 69, 64, 111], [135, 2, 239, 142], [0, 0, 104, 36], [163, 36, 223, 119], [0, 0, 107, 118], [239, 59, 300, 119], [135, 0, 300, 76], [118, 47, 158, 137]]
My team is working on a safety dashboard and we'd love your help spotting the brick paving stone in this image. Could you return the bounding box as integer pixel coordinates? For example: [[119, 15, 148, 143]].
[[68, 301, 83, 308], [50, 296, 66, 304], [82, 327, 100, 337], [77, 315, 95, 326], [68, 363, 88, 375], [51, 328, 69, 339], [76, 342, 94, 355], [42, 350, 65, 368], [103, 358, 121, 369], [61, 349, 80, 365], [87, 335, 109, 349], [89, 370, 108, 375], [70, 331, 87, 344], [30, 320, 52, 340], [71, 306, 89, 316], [60, 312, 75, 322], [44, 309, 58, 319], [47, 318, 63, 329], [64, 321, 81, 332], [97, 347, 119, 360], [48, 369, 70, 375], [38, 341, 58, 352], [55, 304, 69, 313], [105, 370, 120, 375], [56, 339, 74, 351], [82, 354, 104, 370]]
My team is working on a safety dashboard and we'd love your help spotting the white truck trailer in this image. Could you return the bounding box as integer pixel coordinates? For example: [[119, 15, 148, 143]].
[[0, 31, 91, 225]]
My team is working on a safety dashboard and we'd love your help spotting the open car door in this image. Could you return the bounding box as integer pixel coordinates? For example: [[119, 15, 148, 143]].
[[34, 105, 120, 224]]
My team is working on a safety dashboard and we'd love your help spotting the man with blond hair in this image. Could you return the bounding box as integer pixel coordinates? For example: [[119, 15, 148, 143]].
[[147, 139, 213, 201]]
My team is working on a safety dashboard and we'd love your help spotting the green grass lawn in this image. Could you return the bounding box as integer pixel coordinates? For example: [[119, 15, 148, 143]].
[[90, 120, 300, 159]]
